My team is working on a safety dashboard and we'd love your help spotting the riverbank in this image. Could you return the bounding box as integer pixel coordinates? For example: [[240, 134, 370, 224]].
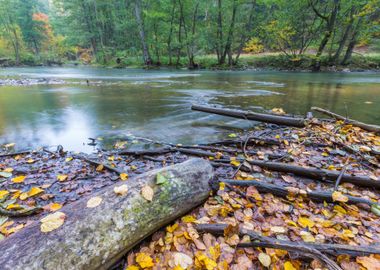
[[2, 53, 380, 73]]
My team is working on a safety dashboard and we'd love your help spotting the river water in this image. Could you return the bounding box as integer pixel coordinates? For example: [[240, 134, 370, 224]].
[[0, 67, 379, 152]]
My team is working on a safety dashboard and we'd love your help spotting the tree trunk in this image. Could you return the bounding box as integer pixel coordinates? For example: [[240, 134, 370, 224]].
[[0, 159, 213, 270], [216, 0, 223, 62], [134, 0, 152, 65], [311, 0, 340, 71], [341, 17, 363, 65], [167, 0, 176, 66], [221, 0, 238, 66]]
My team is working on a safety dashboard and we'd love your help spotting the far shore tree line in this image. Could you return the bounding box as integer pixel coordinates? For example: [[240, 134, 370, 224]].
[[0, 0, 379, 70]]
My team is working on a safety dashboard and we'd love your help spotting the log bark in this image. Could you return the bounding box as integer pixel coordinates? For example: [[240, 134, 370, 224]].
[[0, 158, 213, 270], [218, 179, 375, 207], [192, 105, 306, 127], [248, 160, 380, 189], [311, 107, 380, 133]]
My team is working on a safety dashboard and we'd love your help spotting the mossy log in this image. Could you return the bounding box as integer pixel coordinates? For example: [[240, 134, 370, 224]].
[[0, 158, 213, 270]]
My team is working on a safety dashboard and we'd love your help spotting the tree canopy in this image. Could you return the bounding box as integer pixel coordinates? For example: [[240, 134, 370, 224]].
[[0, 0, 379, 69]]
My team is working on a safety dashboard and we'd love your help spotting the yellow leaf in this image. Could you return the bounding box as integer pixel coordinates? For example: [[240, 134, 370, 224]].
[[96, 164, 104, 171], [334, 205, 347, 215], [300, 231, 315, 242], [3, 168, 13, 173], [230, 160, 241, 167], [108, 156, 115, 161], [65, 157, 73, 162], [49, 203, 62, 212], [4, 143, 15, 148], [120, 173, 129, 181], [6, 204, 21, 210], [173, 266, 184, 270], [40, 212, 66, 233], [12, 175, 26, 183], [298, 217, 315, 229], [57, 174, 68, 182], [27, 159, 35, 164], [0, 190, 9, 199], [28, 187, 44, 197], [141, 185, 154, 201], [19, 192, 29, 200], [114, 185, 128, 195], [125, 266, 139, 270], [181, 215, 196, 223], [284, 261, 297, 270], [135, 252, 154, 268], [86, 196, 102, 208], [258, 252, 271, 267], [219, 182, 225, 191], [166, 223, 178, 233], [332, 191, 349, 203]]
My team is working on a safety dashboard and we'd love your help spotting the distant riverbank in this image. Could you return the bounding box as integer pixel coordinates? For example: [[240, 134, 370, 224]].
[[1, 53, 380, 73]]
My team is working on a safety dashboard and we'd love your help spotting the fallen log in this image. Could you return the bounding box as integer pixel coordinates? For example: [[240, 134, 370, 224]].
[[217, 179, 376, 208], [0, 150, 32, 158], [311, 107, 380, 133], [192, 105, 306, 127], [195, 224, 341, 270], [0, 158, 213, 270], [248, 160, 380, 189], [196, 223, 380, 257]]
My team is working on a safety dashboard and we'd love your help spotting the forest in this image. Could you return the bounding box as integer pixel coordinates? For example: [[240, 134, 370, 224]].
[[0, 0, 379, 70]]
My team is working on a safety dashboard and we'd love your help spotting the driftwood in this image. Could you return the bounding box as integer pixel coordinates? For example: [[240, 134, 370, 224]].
[[311, 107, 380, 133], [217, 179, 376, 207], [192, 105, 306, 127], [196, 224, 342, 270], [247, 160, 380, 189], [0, 158, 213, 270]]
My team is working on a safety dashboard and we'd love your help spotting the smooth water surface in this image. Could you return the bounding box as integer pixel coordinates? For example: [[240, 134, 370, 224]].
[[0, 67, 379, 152]]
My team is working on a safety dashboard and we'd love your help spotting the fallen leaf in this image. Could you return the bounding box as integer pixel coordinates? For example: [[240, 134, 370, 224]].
[[11, 175, 26, 183], [357, 255, 380, 270], [332, 191, 349, 203], [57, 174, 68, 182], [172, 252, 193, 269], [65, 157, 73, 162], [40, 212, 66, 233], [136, 252, 154, 268], [258, 252, 271, 267], [141, 185, 154, 201], [156, 172, 168, 185], [49, 203, 62, 212], [284, 261, 297, 270], [27, 159, 35, 164], [87, 196, 102, 208], [28, 187, 44, 197], [0, 172, 12, 178], [96, 164, 104, 172], [120, 173, 129, 181], [0, 190, 9, 199], [114, 185, 128, 195], [298, 217, 315, 229]]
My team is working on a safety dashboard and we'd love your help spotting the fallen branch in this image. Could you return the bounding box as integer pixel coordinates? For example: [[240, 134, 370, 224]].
[[73, 154, 124, 175], [247, 160, 380, 189], [192, 105, 306, 127], [0, 159, 214, 270], [196, 223, 380, 257], [0, 206, 42, 217], [311, 107, 380, 133], [217, 179, 375, 207], [196, 223, 342, 270], [0, 150, 32, 158]]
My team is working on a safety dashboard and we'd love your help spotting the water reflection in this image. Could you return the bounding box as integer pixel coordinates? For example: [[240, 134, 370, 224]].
[[0, 67, 379, 152]]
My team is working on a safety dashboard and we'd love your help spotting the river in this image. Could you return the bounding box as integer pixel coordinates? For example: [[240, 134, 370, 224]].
[[0, 67, 379, 152]]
